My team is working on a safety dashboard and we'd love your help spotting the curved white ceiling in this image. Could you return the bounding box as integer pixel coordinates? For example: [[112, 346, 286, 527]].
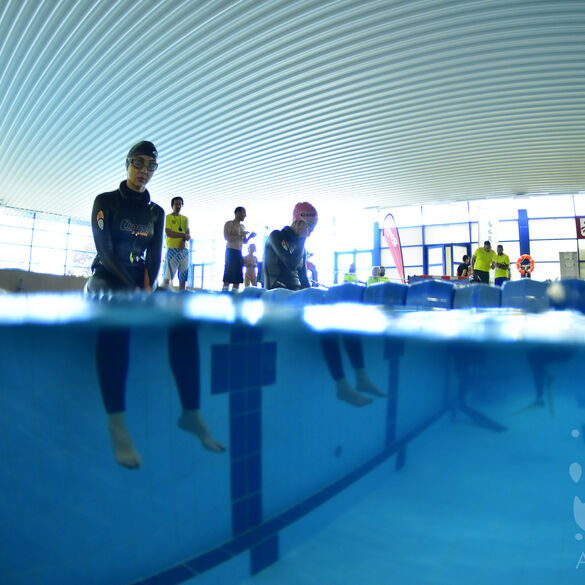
[[0, 0, 584, 223]]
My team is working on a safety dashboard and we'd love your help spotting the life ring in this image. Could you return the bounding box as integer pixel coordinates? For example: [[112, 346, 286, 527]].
[[516, 254, 535, 275]]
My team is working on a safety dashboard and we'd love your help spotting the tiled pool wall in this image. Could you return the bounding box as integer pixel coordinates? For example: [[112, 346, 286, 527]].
[[1, 289, 583, 585]]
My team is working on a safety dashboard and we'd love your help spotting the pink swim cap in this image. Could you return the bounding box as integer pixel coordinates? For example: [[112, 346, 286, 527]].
[[292, 202, 318, 226]]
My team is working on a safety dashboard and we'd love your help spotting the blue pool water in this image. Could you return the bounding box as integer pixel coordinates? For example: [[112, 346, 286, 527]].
[[1, 291, 585, 584], [242, 391, 585, 584]]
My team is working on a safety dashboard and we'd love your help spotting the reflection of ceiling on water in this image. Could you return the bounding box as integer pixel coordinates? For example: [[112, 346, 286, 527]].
[[1, 0, 584, 222]]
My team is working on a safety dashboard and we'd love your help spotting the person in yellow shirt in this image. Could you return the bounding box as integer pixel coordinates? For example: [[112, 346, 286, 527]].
[[471, 240, 496, 284], [366, 266, 390, 285], [164, 197, 190, 290], [344, 262, 358, 283], [494, 244, 511, 286], [377, 266, 390, 283], [366, 266, 381, 286]]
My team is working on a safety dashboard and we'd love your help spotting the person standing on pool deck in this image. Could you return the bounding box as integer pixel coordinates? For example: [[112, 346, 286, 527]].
[[470, 241, 496, 284], [222, 206, 256, 291], [163, 196, 190, 290], [493, 244, 511, 286]]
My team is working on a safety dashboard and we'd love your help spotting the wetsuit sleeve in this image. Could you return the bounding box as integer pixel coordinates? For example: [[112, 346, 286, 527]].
[[263, 230, 293, 289], [91, 194, 135, 287], [298, 250, 310, 289], [145, 204, 165, 288]]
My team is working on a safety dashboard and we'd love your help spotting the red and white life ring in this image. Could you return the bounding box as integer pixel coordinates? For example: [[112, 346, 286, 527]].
[[516, 254, 535, 275]]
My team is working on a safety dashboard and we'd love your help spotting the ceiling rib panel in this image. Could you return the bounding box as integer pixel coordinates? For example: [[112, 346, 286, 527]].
[[0, 0, 583, 222]]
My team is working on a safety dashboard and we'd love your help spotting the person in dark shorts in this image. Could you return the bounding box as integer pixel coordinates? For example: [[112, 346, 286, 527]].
[[86, 141, 224, 469], [471, 241, 496, 284], [222, 206, 255, 291]]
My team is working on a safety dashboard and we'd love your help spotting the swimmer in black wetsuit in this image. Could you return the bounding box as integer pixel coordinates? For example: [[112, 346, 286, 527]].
[[87, 141, 225, 469], [263, 203, 313, 291], [264, 202, 382, 406]]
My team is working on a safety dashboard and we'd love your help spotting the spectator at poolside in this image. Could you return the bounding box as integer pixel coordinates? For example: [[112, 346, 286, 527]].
[[222, 207, 256, 292], [243, 243, 259, 287], [471, 241, 496, 284], [493, 245, 511, 286], [457, 255, 470, 277], [344, 263, 359, 283], [163, 196, 190, 290]]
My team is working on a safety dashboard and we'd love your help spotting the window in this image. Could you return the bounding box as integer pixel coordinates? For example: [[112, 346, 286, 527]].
[[0, 207, 94, 276]]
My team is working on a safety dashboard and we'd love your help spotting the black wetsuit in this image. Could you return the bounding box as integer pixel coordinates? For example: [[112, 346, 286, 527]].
[[86, 181, 200, 415], [263, 226, 310, 290], [87, 181, 164, 292]]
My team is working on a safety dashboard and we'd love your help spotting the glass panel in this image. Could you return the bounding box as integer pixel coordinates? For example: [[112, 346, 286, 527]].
[[469, 199, 519, 221], [574, 194, 585, 215], [0, 243, 31, 265], [382, 247, 412, 268], [34, 217, 69, 232], [497, 220, 518, 241], [0, 259, 29, 270], [422, 201, 469, 224], [428, 247, 443, 265], [407, 266, 424, 278], [333, 214, 373, 250], [384, 266, 403, 283], [452, 245, 468, 275], [0, 209, 34, 228], [355, 252, 372, 284], [529, 240, 577, 263], [67, 234, 95, 254], [424, 224, 469, 245], [66, 251, 94, 276], [529, 218, 579, 240], [392, 226, 422, 246], [531, 262, 560, 281], [0, 225, 32, 245], [29, 263, 65, 276], [386, 206, 422, 227], [68, 221, 92, 236], [32, 230, 68, 249], [336, 253, 354, 283], [30, 248, 66, 273], [397, 247, 422, 266], [525, 195, 575, 218]]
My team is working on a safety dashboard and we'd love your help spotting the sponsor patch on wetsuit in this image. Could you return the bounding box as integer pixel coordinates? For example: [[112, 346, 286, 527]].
[[97, 210, 104, 230]]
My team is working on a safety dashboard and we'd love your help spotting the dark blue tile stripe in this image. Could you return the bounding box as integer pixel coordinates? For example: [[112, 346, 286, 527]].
[[250, 535, 279, 576], [215, 327, 274, 546], [384, 340, 403, 448], [141, 564, 196, 585], [131, 406, 448, 585]]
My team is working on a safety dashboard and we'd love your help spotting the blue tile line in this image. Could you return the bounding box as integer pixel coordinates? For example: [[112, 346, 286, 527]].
[[211, 329, 275, 535], [131, 406, 448, 585], [384, 339, 403, 448]]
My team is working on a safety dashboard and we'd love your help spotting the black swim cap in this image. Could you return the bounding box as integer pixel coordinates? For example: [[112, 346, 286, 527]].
[[127, 141, 158, 161]]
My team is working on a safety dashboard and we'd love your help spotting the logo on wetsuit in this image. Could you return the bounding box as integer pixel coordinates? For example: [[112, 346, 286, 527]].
[[281, 239, 295, 254], [96, 210, 104, 230], [120, 218, 149, 237]]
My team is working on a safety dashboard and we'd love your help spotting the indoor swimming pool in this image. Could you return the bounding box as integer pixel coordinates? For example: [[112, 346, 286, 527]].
[[1, 285, 585, 585]]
